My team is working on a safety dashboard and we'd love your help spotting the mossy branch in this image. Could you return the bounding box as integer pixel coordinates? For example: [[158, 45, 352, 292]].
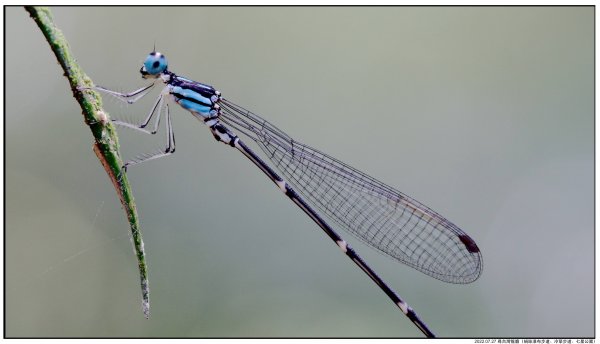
[[25, 6, 150, 318]]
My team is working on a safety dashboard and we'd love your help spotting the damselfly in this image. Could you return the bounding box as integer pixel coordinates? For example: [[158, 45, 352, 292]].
[[85, 51, 483, 337]]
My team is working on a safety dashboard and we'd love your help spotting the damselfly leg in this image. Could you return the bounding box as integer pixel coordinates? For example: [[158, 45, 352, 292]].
[[93, 83, 155, 104]]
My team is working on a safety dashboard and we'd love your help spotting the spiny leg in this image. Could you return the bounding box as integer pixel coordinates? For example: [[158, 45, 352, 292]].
[[111, 93, 164, 135], [124, 103, 175, 170], [92, 83, 156, 104]]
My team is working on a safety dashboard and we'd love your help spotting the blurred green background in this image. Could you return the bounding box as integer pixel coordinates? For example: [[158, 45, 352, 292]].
[[6, 6, 593, 337]]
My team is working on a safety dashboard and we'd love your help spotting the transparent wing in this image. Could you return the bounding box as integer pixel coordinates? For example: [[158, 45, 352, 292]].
[[219, 99, 482, 283]]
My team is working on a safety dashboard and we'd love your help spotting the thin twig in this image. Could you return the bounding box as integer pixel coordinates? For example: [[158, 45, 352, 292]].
[[25, 6, 150, 318]]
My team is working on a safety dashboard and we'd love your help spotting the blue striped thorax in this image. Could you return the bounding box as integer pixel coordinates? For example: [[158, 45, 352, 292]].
[[141, 51, 221, 119], [167, 76, 221, 119]]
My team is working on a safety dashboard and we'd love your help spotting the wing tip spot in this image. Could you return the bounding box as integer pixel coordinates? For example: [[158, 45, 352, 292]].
[[459, 234, 480, 253]]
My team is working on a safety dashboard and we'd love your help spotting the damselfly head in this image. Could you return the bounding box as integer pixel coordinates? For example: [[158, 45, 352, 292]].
[[140, 51, 168, 79]]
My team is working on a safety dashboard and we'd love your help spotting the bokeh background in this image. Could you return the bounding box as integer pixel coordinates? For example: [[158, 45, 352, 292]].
[[5, 6, 594, 338]]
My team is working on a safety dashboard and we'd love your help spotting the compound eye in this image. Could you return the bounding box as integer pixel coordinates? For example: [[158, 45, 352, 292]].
[[142, 51, 168, 76]]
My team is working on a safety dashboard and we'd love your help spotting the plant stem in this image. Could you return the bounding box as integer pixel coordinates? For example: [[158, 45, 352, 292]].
[[25, 6, 150, 318]]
